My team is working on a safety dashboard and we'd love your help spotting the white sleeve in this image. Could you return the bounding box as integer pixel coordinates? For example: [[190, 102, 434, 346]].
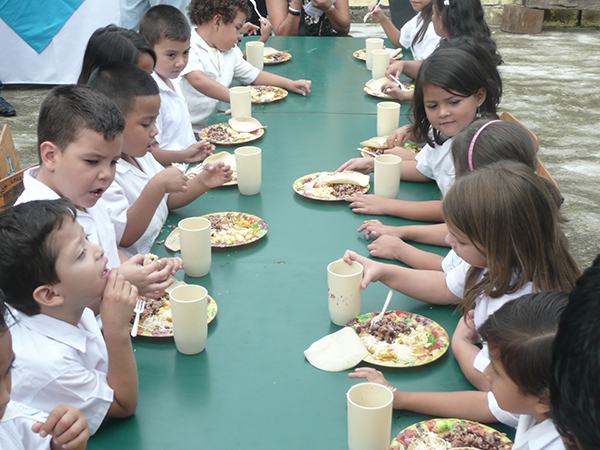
[[102, 182, 129, 243], [399, 15, 418, 50], [414, 143, 435, 180], [232, 46, 261, 84], [445, 260, 470, 299], [487, 391, 520, 428]]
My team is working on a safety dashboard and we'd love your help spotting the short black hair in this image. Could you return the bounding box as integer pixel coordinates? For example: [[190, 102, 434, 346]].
[[187, 0, 250, 26], [87, 61, 159, 116], [37, 85, 125, 162], [551, 254, 600, 450], [140, 5, 191, 47], [0, 199, 78, 316]]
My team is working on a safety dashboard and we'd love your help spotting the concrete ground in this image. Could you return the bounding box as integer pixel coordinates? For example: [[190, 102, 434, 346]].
[[1, 24, 599, 270]]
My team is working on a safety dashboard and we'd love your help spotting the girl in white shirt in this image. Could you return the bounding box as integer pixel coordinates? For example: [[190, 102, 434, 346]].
[[349, 291, 570, 450], [343, 161, 580, 390]]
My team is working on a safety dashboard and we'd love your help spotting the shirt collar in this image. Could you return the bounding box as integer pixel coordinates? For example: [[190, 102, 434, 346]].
[[23, 166, 60, 200], [521, 416, 562, 450]]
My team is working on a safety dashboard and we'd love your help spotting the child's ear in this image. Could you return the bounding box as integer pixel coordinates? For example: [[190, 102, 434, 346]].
[[39, 141, 61, 172], [476, 87, 487, 107], [213, 14, 223, 28], [533, 397, 551, 416], [32, 284, 65, 309]]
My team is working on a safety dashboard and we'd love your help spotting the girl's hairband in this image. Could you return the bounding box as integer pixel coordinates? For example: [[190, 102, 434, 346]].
[[468, 120, 502, 171], [443, 0, 449, 5]]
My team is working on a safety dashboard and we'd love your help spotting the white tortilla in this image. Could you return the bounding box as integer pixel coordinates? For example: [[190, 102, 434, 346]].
[[360, 136, 388, 149], [143, 253, 159, 265], [203, 151, 236, 169], [165, 279, 186, 294], [388, 48, 403, 58], [365, 77, 389, 92], [263, 47, 279, 57], [320, 171, 370, 187], [165, 227, 181, 252], [304, 327, 370, 372], [228, 116, 264, 133]]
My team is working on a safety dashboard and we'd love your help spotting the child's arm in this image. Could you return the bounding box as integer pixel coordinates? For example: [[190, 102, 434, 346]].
[[184, 71, 231, 102], [453, 314, 491, 391], [342, 250, 459, 305], [386, 59, 423, 80], [119, 166, 188, 248], [359, 220, 450, 247], [369, 5, 401, 48], [117, 252, 180, 298], [253, 71, 311, 96], [348, 368, 496, 422], [365, 235, 445, 271], [258, 18, 273, 44], [386, 124, 417, 149], [385, 146, 417, 161], [167, 161, 232, 210], [99, 269, 139, 418], [346, 196, 443, 222], [31, 404, 89, 450], [151, 141, 215, 166], [381, 81, 414, 102]]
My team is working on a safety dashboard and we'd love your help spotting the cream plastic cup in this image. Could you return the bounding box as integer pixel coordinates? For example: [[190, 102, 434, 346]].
[[234, 146, 262, 195], [374, 154, 402, 199], [347, 382, 393, 450], [169, 284, 208, 355], [178, 217, 211, 277], [327, 259, 363, 326], [365, 38, 384, 71]]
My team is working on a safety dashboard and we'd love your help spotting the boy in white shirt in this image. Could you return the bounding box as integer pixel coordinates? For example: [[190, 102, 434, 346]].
[[15, 85, 182, 302], [0, 199, 139, 435], [139, 5, 216, 168], [181, 0, 312, 132], [88, 62, 232, 257]]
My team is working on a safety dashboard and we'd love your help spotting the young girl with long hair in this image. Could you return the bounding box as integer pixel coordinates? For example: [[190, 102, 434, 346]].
[[349, 291, 569, 450], [338, 43, 501, 223], [343, 161, 580, 390]]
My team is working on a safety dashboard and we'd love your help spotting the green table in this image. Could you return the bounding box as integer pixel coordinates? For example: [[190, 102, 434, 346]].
[[88, 38, 513, 449]]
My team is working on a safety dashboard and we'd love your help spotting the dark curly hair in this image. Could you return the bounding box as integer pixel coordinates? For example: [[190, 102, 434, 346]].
[[187, 0, 250, 26]]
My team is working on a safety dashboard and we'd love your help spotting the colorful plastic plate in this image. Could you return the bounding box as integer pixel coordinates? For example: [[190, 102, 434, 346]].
[[293, 172, 370, 201]]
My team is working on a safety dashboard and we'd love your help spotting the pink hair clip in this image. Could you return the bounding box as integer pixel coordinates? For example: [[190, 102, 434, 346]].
[[468, 120, 502, 171]]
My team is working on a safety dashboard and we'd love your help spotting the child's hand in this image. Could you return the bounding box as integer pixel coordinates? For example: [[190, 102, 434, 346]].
[[118, 254, 175, 298], [342, 250, 380, 289], [346, 194, 393, 216], [259, 17, 273, 38], [348, 368, 402, 408], [382, 82, 412, 102], [385, 60, 406, 80], [367, 235, 411, 261], [336, 157, 374, 174], [385, 146, 417, 161], [159, 256, 184, 275], [386, 124, 411, 148], [99, 268, 138, 332], [32, 404, 89, 450], [194, 161, 233, 189], [151, 166, 189, 194], [289, 79, 312, 96], [367, 4, 385, 21], [358, 219, 394, 240], [183, 141, 215, 164], [240, 21, 259, 35]]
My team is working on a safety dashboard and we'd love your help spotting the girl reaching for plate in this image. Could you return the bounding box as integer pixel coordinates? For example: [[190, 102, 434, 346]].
[[343, 161, 580, 390], [349, 291, 569, 450]]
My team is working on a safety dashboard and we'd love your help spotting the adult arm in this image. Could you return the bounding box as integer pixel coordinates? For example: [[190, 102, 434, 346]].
[[312, 0, 350, 35], [266, 0, 302, 35]]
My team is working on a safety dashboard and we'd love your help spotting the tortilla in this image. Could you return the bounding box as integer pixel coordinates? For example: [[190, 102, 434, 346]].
[[304, 327, 370, 372], [165, 227, 181, 252], [143, 253, 159, 265], [263, 47, 279, 57], [360, 136, 389, 149], [319, 171, 370, 187], [204, 151, 236, 168], [365, 77, 390, 92], [228, 116, 264, 133]]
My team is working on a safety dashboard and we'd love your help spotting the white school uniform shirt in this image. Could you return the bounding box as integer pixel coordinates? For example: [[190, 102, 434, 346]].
[[414, 135, 455, 197], [15, 166, 122, 270], [0, 401, 51, 450], [446, 261, 533, 372], [487, 393, 565, 450], [9, 308, 113, 435], [179, 30, 260, 133], [399, 12, 441, 61], [152, 72, 197, 152], [103, 153, 169, 257]]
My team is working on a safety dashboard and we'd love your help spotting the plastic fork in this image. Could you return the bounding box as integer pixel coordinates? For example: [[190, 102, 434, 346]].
[[370, 290, 393, 327], [363, 0, 383, 22], [131, 299, 146, 337], [388, 74, 410, 92], [0, 410, 44, 423], [358, 147, 378, 157], [248, 0, 265, 21], [302, 172, 327, 191]]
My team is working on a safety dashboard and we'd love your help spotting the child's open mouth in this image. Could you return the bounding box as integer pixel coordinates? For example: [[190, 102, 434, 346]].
[[90, 188, 105, 199]]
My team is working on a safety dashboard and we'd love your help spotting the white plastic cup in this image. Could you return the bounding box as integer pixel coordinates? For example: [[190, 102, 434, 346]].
[[371, 48, 390, 80], [229, 86, 252, 118], [246, 41, 264, 70], [376, 101, 400, 137], [374, 154, 402, 199], [169, 284, 208, 355], [365, 38, 384, 71], [178, 217, 212, 277], [347, 383, 394, 450], [234, 146, 262, 195], [327, 259, 363, 326]]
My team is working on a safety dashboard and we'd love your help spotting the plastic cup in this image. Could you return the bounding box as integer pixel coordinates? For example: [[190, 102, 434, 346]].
[[347, 383, 394, 450], [246, 41, 264, 70], [327, 259, 363, 326], [374, 154, 402, 199], [371, 48, 390, 80], [178, 217, 211, 277], [365, 38, 384, 71], [229, 86, 252, 118], [169, 284, 208, 355], [234, 146, 261, 195], [377, 101, 400, 137]]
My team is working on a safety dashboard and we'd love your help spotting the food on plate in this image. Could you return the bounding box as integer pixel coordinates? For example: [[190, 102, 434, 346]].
[[263, 50, 291, 64], [263, 47, 279, 57], [365, 77, 414, 99], [183, 151, 237, 186], [133, 292, 173, 335], [228, 116, 264, 133], [360, 136, 423, 156], [353, 48, 403, 61], [300, 171, 370, 199], [407, 432, 449, 450], [251, 85, 288, 103], [200, 123, 263, 145], [304, 327, 370, 372], [206, 212, 266, 246]]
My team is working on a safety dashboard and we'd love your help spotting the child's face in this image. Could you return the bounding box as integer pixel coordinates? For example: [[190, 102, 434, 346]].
[[214, 11, 246, 52], [137, 51, 155, 74], [422, 84, 485, 138], [410, 0, 431, 13], [122, 95, 160, 158], [154, 38, 190, 81], [44, 129, 122, 210], [0, 330, 13, 419], [50, 218, 110, 307], [445, 223, 487, 268]]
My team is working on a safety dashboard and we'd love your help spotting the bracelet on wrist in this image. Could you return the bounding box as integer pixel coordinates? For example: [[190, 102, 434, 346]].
[[288, 6, 301, 15], [325, 4, 335, 12]]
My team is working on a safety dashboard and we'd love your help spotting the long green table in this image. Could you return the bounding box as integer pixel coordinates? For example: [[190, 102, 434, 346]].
[[88, 37, 513, 449]]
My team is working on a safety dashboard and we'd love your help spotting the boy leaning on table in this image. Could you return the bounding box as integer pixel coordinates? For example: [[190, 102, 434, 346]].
[[87, 62, 232, 257], [15, 85, 182, 305], [0, 198, 139, 436], [138, 4, 216, 168], [180, 0, 312, 133]]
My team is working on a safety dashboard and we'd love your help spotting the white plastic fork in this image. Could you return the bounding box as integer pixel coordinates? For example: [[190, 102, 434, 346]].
[[302, 172, 328, 191], [363, 0, 383, 22], [131, 299, 146, 337], [370, 290, 393, 327], [0, 410, 44, 423], [248, 0, 265, 21], [358, 147, 378, 157], [388, 74, 410, 92]]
